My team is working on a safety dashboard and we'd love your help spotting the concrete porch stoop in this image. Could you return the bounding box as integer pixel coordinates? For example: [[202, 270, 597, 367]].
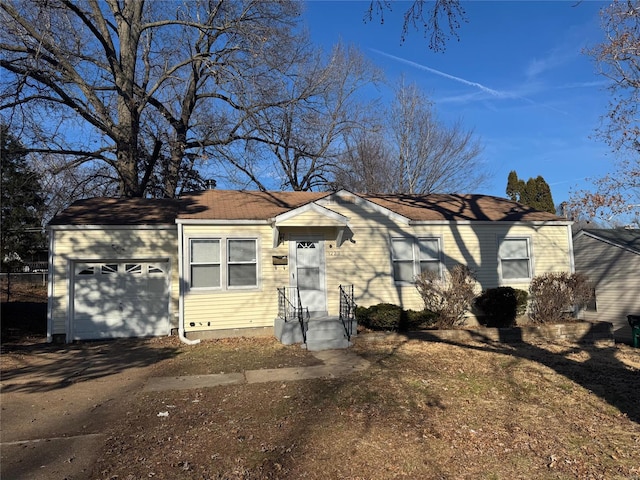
[[304, 316, 354, 351]]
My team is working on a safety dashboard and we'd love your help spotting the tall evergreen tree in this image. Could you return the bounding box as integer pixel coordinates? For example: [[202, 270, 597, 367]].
[[1, 125, 46, 271], [505, 171, 555, 214], [506, 170, 524, 202]]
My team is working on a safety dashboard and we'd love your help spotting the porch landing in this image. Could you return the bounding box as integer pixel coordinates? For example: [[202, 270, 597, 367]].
[[274, 315, 357, 351]]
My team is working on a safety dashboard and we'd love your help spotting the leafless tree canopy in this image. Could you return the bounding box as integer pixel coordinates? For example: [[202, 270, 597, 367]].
[[1, 0, 303, 198], [335, 80, 487, 195], [215, 43, 383, 192], [1, 0, 483, 206], [570, 0, 640, 225], [366, 0, 467, 52]]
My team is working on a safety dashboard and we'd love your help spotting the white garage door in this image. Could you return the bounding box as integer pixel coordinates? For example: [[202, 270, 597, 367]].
[[72, 261, 170, 340]]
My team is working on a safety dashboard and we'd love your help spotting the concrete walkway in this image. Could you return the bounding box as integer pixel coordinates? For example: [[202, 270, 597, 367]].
[[144, 348, 370, 392]]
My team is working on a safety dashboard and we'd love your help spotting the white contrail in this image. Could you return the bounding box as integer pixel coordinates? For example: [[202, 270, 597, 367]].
[[371, 48, 568, 114], [371, 49, 509, 98]]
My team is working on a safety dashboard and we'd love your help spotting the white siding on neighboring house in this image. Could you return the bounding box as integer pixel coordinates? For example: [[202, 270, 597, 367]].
[[574, 232, 640, 343]]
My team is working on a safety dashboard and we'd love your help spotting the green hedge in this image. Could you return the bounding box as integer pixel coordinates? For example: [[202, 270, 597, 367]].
[[475, 287, 528, 328], [356, 303, 436, 331]]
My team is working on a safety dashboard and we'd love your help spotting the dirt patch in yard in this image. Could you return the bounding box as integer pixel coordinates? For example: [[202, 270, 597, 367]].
[[158, 337, 323, 376], [92, 336, 640, 480]]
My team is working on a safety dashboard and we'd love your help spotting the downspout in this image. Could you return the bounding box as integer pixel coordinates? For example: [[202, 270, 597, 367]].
[[46, 227, 54, 343], [177, 221, 200, 345], [567, 222, 581, 319]]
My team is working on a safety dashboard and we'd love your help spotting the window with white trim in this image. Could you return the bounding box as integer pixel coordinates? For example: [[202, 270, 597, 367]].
[[498, 237, 532, 281], [190, 239, 221, 288], [392, 237, 442, 283], [188, 237, 258, 290], [227, 239, 257, 288]]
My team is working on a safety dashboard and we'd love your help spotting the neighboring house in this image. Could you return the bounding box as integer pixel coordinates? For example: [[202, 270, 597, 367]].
[[574, 228, 640, 343], [47, 189, 574, 343]]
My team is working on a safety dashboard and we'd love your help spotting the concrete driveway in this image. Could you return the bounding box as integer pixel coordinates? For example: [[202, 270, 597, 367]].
[[0, 338, 179, 480]]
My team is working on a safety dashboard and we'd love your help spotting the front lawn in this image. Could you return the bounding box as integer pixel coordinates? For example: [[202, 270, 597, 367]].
[[94, 336, 640, 479]]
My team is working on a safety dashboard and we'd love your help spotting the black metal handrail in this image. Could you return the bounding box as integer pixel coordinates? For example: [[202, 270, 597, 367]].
[[277, 286, 308, 342], [339, 284, 356, 340], [278, 286, 296, 321]]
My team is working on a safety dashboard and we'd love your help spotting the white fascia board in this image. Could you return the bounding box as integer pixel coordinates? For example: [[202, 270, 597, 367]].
[[175, 219, 271, 225], [48, 224, 176, 231], [567, 224, 576, 274], [274, 201, 348, 226], [321, 190, 411, 225]]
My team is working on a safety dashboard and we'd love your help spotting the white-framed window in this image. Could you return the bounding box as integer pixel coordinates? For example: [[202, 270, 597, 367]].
[[391, 237, 442, 283], [190, 239, 221, 289], [227, 239, 257, 288], [188, 237, 258, 290], [498, 237, 532, 281]]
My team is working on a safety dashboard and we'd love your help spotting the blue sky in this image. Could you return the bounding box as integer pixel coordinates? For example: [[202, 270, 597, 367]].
[[303, 1, 613, 205]]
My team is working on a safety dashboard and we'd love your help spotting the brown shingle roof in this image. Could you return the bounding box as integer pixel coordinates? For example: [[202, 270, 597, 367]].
[[363, 193, 562, 222], [49, 190, 565, 226], [177, 190, 328, 220], [49, 197, 185, 225]]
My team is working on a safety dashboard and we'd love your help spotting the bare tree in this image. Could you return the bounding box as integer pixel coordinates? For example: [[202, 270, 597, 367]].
[[0, 0, 302, 198], [341, 80, 486, 195], [215, 43, 382, 191], [332, 128, 393, 193], [570, 0, 640, 224], [366, 0, 467, 52], [36, 154, 116, 226]]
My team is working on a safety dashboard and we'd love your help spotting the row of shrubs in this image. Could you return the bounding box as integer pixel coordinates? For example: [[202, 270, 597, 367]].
[[357, 268, 593, 332]]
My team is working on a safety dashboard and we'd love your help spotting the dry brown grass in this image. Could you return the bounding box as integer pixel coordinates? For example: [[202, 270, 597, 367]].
[[93, 336, 640, 480]]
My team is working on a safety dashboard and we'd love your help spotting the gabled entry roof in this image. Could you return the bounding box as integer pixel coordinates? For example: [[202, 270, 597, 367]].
[[177, 190, 328, 221]]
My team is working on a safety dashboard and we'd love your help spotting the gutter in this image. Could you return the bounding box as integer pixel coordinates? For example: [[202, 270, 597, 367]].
[[177, 221, 200, 345]]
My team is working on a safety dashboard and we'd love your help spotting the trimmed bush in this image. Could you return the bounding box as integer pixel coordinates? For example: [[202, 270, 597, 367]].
[[529, 272, 593, 324], [415, 265, 477, 328], [358, 303, 404, 330], [475, 287, 528, 328], [356, 303, 437, 331], [404, 309, 437, 330]]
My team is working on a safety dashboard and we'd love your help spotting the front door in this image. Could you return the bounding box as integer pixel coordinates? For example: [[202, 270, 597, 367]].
[[291, 236, 326, 315]]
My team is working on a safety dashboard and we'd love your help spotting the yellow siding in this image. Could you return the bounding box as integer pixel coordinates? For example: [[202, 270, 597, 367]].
[[179, 201, 573, 332], [277, 210, 345, 227], [50, 227, 178, 335], [321, 202, 572, 312], [198, 216, 567, 329], [182, 224, 286, 331]]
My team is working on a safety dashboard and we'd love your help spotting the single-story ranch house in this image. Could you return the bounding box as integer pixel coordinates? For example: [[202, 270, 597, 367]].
[[47, 189, 574, 344]]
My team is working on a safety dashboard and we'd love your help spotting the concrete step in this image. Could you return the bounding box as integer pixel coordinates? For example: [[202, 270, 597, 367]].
[[305, 337, 352, 351], [304, 316, 356, 351]]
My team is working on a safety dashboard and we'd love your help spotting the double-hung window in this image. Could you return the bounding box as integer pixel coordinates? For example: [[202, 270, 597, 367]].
[[227, 239, 257, 288], [190, 239, 221, 289], [498, 237, 532, 281], [189, 238, 258, 290], [392, 237, 442, 283]]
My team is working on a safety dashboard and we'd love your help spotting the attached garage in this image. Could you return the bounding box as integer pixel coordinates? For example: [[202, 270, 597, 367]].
[[47, 197, 182, 343], [71, 260, 170, 340]]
